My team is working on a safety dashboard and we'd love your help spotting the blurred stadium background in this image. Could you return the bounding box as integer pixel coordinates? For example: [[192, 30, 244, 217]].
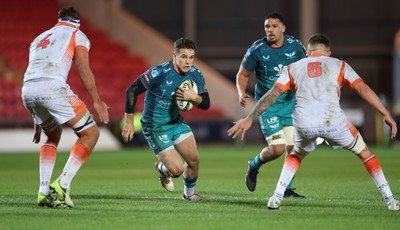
[[1, 0, 400, 152]]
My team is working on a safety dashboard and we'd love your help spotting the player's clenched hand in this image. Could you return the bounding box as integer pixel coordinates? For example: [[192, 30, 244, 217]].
[[239, 93, 251, 108], [227, 116, 254, 141], [93, 100, 110, 124], [122, 123, 135, 143], [176, 83, 196, 101]]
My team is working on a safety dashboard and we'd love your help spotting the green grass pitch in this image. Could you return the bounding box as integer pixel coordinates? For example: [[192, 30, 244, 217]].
[[0, 145, 399, 230]]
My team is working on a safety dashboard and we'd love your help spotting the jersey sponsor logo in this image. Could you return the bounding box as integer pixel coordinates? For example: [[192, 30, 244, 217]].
[[150, 68, 160, 78], [158, 134, 169, 144], [158, 101, 172, 109], [285, 51, 296, 59], [144, 73, 151, 84], [269, 123, 279, 129], [163, 67, 171, 73], [266, 116, 278, 124], [262, 55, 270, 61]]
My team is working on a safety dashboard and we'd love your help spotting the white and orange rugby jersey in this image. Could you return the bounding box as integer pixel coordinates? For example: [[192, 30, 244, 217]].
[[24, 21, 90, 83], [274, 53, 364, 129]]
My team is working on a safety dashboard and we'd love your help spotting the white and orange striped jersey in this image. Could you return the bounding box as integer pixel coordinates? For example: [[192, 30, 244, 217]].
[[274, 53, 364, 129], [24, 21, 90, 84]]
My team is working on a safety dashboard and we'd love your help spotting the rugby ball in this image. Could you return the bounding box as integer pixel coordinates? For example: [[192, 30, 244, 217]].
[[176, 79, 198, 111]]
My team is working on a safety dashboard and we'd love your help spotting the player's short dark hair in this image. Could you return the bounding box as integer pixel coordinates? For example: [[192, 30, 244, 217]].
[[58, 6, 80, 20], [308, 33, 330, 48], [174, 37, 196, 53], [264, 13, 285, 25]]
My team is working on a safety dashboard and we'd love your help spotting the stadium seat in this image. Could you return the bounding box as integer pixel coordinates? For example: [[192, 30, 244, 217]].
[[0, 0, 226, 126]]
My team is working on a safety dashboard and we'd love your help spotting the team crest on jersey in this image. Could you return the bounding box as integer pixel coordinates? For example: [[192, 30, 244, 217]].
[[285, 51, 296, 59], [273, 64, 285, 76]]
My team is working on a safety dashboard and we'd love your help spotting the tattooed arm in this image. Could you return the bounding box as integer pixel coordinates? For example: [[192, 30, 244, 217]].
[[227, 86, 283, 140], [249, 86, 283, 121]]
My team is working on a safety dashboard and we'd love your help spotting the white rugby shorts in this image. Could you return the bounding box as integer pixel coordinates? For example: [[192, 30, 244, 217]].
[[22, 81, 86, 125], [294, 121, 359, 153]]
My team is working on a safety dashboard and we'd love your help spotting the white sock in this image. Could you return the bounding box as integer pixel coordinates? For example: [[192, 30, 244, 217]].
[[184, 186, 195, 197], [39, 145, 57, 195], [158, 162, 172, 177], [273, 155, 301, 200], [59, 143, 90, 189]]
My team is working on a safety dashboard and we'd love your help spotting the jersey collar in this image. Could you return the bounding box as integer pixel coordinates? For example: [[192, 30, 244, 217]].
[[55, 18, 80, 28], [309, 52, 327, 57]]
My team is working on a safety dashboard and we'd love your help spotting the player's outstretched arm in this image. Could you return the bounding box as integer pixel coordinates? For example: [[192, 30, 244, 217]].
[[228, 86, 283, 140], [354, 82, 397, 138], [75, 48, 109, 124], [249, 86, 283, 121], [227, 116, 254, 140]]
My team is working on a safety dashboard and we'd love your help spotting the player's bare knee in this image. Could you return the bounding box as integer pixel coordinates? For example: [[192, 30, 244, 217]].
[[169, 166, 184, 178], [270, 144, 286, 158], [186, 154, 200, 167]]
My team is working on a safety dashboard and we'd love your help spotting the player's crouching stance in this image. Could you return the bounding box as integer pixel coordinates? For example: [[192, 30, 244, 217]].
[[122, 38, 210, 201], [22, 6, 109, 208], [228, 33, 399, 211]]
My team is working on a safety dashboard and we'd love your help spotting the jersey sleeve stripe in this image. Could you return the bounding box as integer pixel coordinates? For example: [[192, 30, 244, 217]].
[[63, 29, 78, 63], [288, 65, 296, 92], [337, 60, 346, 87], [76, 45, 88, 53], [274, 82, 290, 93], [349, 78, 364, 89]]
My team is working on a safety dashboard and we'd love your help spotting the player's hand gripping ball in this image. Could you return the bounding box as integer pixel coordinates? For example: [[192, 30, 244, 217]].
[[176, 79, 198, 111]]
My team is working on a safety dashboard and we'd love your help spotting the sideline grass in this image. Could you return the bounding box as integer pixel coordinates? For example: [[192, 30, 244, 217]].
[[0, 145, 399, 230]]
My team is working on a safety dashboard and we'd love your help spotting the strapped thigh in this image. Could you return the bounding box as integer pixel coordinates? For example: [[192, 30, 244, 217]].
[[345, 132, 366, 154], [72, 111, 96, 133], [266, 130, 286, 145], [283, 126, 294, 146]]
